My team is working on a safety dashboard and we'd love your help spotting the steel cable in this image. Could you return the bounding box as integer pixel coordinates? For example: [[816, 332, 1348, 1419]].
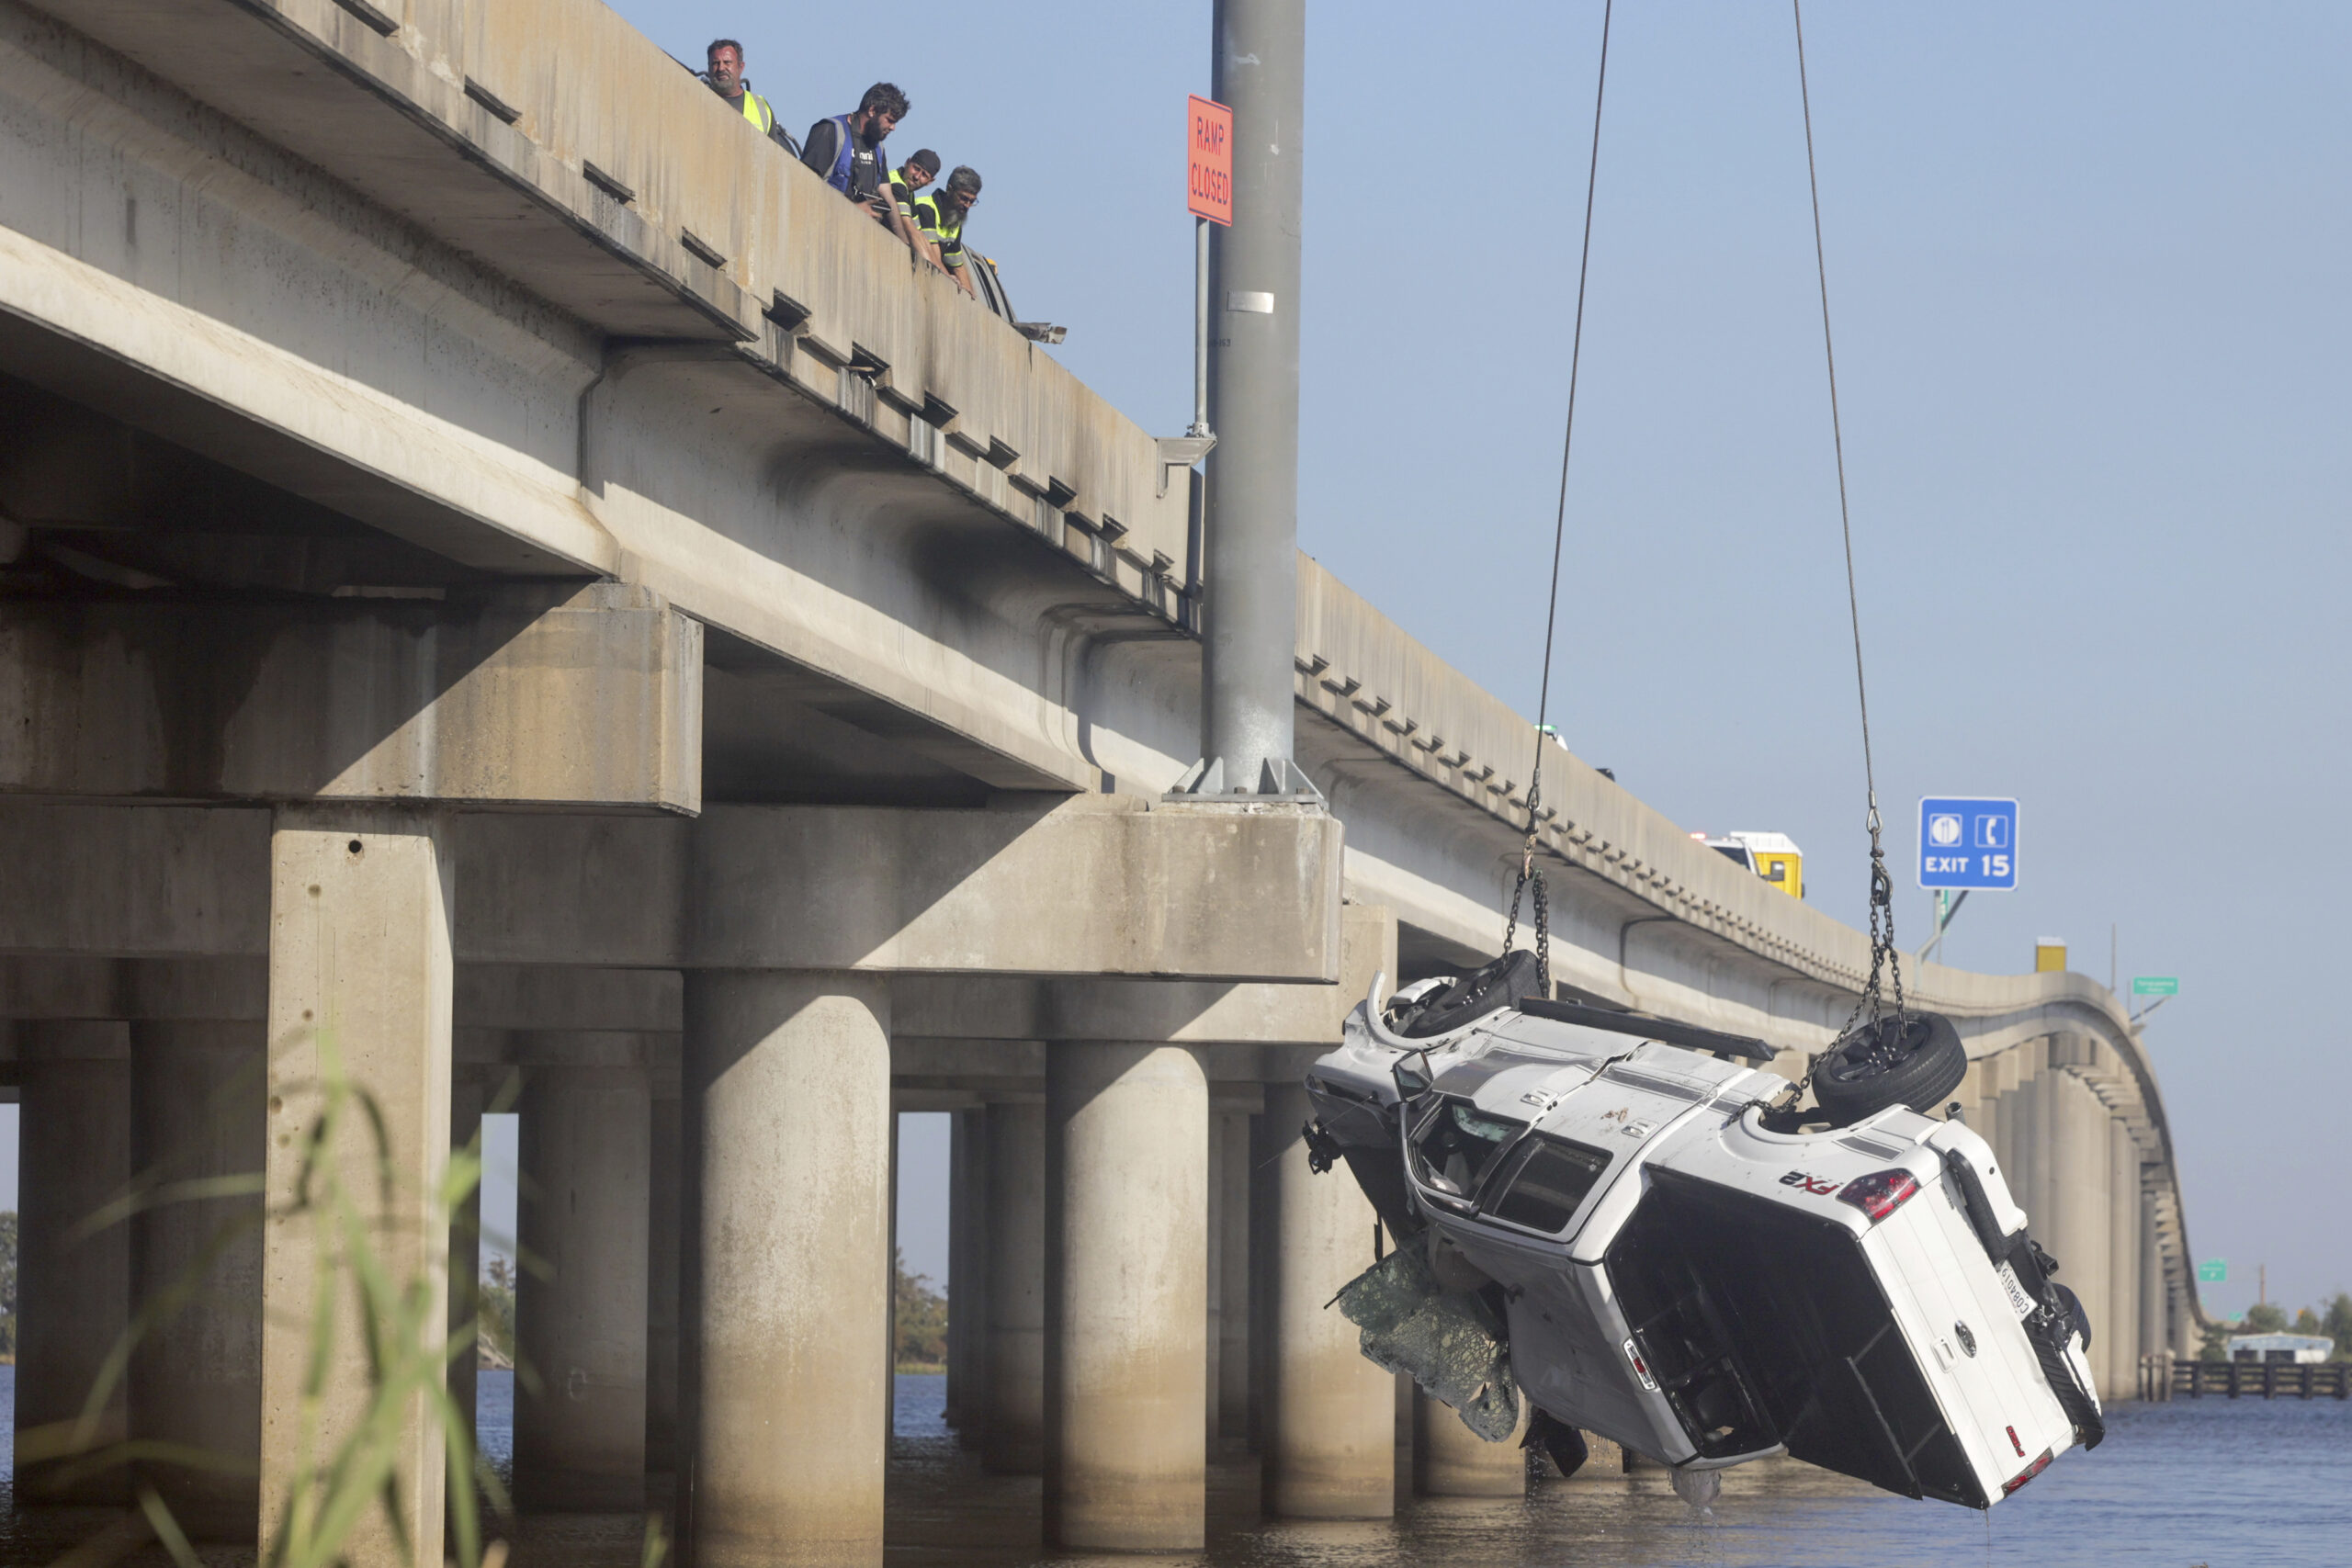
[[1792, 0, 1905, 1092], [1506, 0, 1614, 990]]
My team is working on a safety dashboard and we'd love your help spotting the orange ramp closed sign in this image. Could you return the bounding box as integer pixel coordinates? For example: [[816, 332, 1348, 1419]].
[[1188, 95, 1233, 225]]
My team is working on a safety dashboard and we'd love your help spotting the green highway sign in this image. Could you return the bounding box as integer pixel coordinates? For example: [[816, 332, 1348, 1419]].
[[2197, 1258, 2227, 1283], [2133, 976, 2179, 998]]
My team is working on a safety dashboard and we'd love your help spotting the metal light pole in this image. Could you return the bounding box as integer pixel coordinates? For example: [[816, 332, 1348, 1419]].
[[1175, 0, 1317, 798]]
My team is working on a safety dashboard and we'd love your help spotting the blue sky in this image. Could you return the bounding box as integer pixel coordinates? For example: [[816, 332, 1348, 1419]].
[[6, 3, 2339, 1319]]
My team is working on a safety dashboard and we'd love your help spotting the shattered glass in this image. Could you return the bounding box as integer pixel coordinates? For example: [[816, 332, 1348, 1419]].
[[1333, 1241, 1521, 1441]]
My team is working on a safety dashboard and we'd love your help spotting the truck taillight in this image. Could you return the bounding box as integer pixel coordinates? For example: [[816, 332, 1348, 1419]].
[[1837, 1169, 1920, 1223], [2002, 1448, 2053, 1496]]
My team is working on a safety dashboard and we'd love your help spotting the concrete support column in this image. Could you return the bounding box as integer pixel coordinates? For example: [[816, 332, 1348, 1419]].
[[1984, 1049, 2020, 1203], [2051, 1068, 2110, 1393], [1413, 1387, 1524, 1497], [647, 1089, 684, 1483], [1204, 1111, 1226, 1453], [447, 1071, 485, 1471], [1215, 1107, 1252, 1450], [981, 1100, 1046, 1474], [2019, 1045, 2052, 1235], [261, 805, 455, 1567], [2140, 1187, 2165, 1389], [1258, 1082, 1393, 1518], [16, 1023, 132, 1505], [515, 1062, 651, 1510], [130, 1020, 266, 1538], [684, 972, 891, 1568], [2106, 1119, 2139, 1401], [1044, 1043, 1207, 1552]]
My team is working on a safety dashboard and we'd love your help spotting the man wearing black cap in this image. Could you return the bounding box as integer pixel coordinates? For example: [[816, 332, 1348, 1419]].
[[912, 165, 983, 299], [888, 149, 943, 267]]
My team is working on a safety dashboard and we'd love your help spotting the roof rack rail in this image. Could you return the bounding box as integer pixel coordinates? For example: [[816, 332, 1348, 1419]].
[[1517, 997, 1776, 1062]]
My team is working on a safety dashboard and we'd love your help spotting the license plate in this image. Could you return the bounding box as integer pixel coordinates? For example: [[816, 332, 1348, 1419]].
[[1996, 1261, 2036, 1319]]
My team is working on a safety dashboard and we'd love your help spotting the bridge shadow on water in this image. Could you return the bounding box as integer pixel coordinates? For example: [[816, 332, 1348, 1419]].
[[2, 1368, 2346, 1566]]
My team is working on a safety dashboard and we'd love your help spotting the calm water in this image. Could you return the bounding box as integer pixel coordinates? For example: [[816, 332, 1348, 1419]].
[[885, 1372, 2352, 1568], [2, 1366, 2344, 1565]]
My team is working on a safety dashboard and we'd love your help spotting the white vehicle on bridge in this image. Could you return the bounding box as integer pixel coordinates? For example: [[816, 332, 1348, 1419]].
[[1303, 953, 2106, 1509]]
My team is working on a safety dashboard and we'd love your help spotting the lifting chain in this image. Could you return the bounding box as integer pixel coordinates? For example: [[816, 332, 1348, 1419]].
[[1502, 773, 1552, 997], [1787, 798, 1908, 1104]]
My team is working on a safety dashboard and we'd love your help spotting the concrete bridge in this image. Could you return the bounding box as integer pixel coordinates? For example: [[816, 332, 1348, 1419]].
[[0, 0, 2204, 1562]]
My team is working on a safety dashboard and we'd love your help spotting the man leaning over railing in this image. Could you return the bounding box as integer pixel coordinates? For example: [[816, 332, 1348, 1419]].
[[912, 165, 982, 300], [702, 38, 798, 155], [802, 84, 927, 256]]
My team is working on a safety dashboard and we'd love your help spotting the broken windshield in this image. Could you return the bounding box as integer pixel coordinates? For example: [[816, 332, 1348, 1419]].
[[1409, 1099, 1525, 1201]]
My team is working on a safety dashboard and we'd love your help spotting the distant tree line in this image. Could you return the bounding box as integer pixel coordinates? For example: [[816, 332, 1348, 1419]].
[[0, 1211, 16, 1360], [894, 1247, 947, 1371], [2199, 1292, 2352, 1361], [476, 1254, 515, 1369]]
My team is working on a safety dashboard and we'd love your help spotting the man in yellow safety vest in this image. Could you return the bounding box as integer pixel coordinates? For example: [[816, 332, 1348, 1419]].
[[704, 39, 798, 156], [912, 166, 982, 299]]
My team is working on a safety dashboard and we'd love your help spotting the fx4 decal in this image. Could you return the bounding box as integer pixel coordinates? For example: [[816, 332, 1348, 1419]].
[[1780, 1170, 1841, 1197]]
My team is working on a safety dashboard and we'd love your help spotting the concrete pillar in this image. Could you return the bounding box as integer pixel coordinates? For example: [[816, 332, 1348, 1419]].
[[1044, 1043, 1207, 1552], [261, 804, 455, 1568], [1413, 1387, 1524, 1497], [447, 1070, 485, 1472], [16, 1023, 132, 1505], [2020, 1045, 2052, 1235], [1215, 1107, 1252, 1450], [515, 1061, 651, 1510], [1248, 1107, 1271, 1456], [2140, 1186, 2165, 1388], [2106, 1118, 2139, 1401], [982, 1100, 1046, 1474], [1204, 1109, 1225, 1454], [1258, 1082, 1393, 1518], [130, 1020, 266, 1539], [2050, 1068, 2109, 1395], [1984, 1048, 2019, 1201], [683, 972, 891, 1568], [646, 1089, 683, 1481]]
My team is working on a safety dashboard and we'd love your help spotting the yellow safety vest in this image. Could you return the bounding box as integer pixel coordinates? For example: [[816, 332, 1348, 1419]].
[[913, 193, 967, 267], [889, 164, 926, 220], [733, 89, 776, 134]]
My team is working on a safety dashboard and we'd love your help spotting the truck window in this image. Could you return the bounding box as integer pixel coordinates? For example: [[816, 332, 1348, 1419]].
[[1483, 1135, 1613, 1234], [1409, 1100, 1525, 1201]]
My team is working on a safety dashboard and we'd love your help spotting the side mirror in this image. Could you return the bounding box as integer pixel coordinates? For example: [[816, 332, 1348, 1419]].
[[1392, 1049, 1433, 1100]]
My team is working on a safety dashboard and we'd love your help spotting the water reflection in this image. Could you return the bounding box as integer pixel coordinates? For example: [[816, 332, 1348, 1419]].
[[889, 1371, 2352, 1568], [2, 1366, 2343, 1566]]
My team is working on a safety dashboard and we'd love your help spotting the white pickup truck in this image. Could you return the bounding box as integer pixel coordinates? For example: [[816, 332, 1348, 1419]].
[[1303, 953, 2105, 1509]]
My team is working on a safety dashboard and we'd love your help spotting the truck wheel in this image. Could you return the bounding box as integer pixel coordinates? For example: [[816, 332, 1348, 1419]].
[[1812, 1011, 1967, 1126], [1395, 949, 1544, 1039]]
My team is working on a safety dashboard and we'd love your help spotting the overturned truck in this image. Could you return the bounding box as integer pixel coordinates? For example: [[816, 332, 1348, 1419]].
[[1304, 953, 2105, 1509]]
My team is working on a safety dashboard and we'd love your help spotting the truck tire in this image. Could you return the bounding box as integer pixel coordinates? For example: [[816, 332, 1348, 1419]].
[[1812, 1011, 1967, 1127], [1396, 950, 1544, 1039]]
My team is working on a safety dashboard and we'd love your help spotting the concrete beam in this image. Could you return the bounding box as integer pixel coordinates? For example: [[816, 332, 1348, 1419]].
[[3, 797, 1340, 977], [888, 970, 1350, 1045], [3, 583, 699, 810], [680, 798, 1340, 979]]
